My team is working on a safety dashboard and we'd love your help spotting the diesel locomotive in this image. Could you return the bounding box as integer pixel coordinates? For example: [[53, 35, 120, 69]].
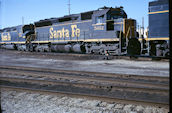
[[0, 6, 140, 55], [147, 0, 169, 57], [0, 0, 169, 57]]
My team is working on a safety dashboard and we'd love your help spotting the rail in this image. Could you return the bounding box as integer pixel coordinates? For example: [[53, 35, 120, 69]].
[[0, 65, 169, 106]]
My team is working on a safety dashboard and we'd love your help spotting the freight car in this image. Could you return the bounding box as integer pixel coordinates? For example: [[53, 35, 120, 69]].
[[0, 6, 141, 55]]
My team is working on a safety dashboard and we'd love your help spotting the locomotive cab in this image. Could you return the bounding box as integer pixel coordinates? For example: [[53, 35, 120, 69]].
[[106, 6, 127, 31], [106, 7, 141, 55], [22, 24, 35, 51], [91, 6, 140, 55], [22, 24, 35, 38]]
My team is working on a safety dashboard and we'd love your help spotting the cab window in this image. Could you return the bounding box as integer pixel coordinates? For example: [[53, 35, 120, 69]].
[[96, 15, 104, 24]]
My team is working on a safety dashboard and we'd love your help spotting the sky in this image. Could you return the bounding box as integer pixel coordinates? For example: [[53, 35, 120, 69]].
[[0, 0, 152, 29]]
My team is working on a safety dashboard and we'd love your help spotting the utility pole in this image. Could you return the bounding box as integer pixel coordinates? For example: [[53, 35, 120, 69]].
[[22, 16, 24, 26], [142, 17, 144, 38], [0, 0, 2, 29], [68, 0, 71, 15]]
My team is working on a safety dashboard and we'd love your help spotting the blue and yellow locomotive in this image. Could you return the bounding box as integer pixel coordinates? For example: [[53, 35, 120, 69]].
[[147, 0, 169, 57], [0, 25, 34, 50], [0, 1, 169, 57], [0, 25, 24, 49], [1, 6, 140, 55]]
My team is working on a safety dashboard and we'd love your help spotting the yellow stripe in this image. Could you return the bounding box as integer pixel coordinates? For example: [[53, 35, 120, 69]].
[[0, 41, 25, 44], [0, 38, 119, 44], [149, 10, 169, 14], [84, 39, 119, 42], [1, 37, 168, 44], [114, 22, 123, 25], [32, 38, 168, 43], [32, 38, 119, 43], [92, 22, 123, 26], [36, 20, 92, 29], [32, 40, 49, 43], [14, 42, 25, 44], [139, 37, 169, 41], [0, 42, 11, 44], [92, 23, 106, 26], [0, 42, 6, 44], [1, 31, 17, 34], [147, 37, 169, 41]]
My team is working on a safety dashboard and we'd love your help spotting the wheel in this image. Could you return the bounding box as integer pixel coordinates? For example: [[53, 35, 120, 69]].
[[99, 48, 104, 55], [80, 44, 86, 53]]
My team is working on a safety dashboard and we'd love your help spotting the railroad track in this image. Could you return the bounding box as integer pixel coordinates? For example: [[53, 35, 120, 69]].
[[0, 65, 169, 106], [0, 49, 169, 61]]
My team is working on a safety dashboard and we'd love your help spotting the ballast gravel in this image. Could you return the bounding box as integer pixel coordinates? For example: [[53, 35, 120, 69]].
[[1, 89, 169, 113]]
